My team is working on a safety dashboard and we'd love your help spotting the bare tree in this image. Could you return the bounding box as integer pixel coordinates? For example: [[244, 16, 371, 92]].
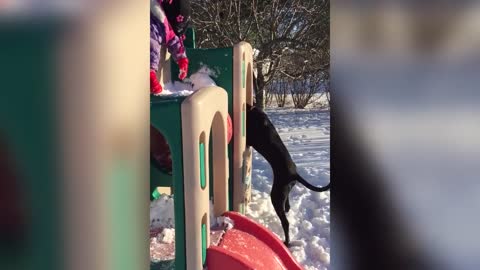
[[264, 81, 275, 107], [290, 72, 326, 109], [191, 0, 329, 109], [273, 78, 290, 108]]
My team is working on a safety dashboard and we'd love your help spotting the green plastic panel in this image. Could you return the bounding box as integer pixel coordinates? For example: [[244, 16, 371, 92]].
[[172, 47, 234, 102], [242, 60, 246, 88], [150, 259, 175, 270], [150, 95, 187, 195], [183, 28, 195, 49], [201, 223, 207, 264], [0, 21, 62, 270], [150, 95, 187, 270]]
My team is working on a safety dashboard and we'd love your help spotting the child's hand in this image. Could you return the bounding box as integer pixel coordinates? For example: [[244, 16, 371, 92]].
[[177, 58, 189, 80], [150, 70, 163, 95]]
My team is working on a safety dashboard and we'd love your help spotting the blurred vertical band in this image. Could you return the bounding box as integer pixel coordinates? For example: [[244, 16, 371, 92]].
[[0, 1, 149, 270], [332, 1, 480, 270]]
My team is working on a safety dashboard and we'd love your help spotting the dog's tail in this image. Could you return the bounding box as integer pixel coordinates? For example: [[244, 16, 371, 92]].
[[296, 174, 330, 192]]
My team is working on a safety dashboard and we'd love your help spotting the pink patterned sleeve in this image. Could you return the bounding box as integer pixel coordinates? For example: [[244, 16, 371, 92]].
[[166, 34, 187, 63], [163, 18, 187, 63]]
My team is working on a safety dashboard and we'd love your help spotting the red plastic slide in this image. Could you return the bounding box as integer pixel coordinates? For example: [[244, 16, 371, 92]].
[[206, 211, 303, 270]]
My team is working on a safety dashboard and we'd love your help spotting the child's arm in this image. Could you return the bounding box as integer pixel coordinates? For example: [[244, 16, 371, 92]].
[[151, 0, 189, 80], [165, 34, 189, 80], [163, 17, 188, 80]]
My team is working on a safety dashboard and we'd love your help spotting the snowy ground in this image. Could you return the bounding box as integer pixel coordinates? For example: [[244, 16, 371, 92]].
[[149, 106, 330, 269], [246, 107, 331, 270]]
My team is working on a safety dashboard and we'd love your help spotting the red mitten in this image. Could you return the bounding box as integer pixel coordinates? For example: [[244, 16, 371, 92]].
[[227, 114, 233, 144], [150, 70, 162, 95], [177, 57, 189, 80]]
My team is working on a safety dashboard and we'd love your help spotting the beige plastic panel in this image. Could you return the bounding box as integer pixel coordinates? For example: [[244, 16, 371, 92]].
[[156, 47, 172, 87], [232, 42, 254, 212], [181, 86, 229, 270], [156, 186, 171, 195], [59, 3, 149, 270]]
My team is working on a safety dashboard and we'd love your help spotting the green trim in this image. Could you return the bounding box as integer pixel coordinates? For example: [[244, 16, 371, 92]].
[[242, 60, 246, 88], [201, 223, 207, 264], [151, 99, 186, 270], [108, 160, 139, 270], [152, 189, 161, 200], [199, 143, 206, 189]]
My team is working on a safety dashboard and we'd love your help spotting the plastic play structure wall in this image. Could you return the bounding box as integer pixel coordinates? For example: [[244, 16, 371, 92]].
[[150, 30, 255, 270], [158, 29, 254, 212], [181, 87, 229, 268], [0, 4, 149, 270], [151, 87, 230, 270]]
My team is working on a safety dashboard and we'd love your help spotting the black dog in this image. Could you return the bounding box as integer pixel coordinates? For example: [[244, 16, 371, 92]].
[[246, 104, 330, 246]]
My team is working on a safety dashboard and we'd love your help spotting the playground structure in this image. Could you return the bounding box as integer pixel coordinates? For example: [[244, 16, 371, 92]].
[[150, 30, 303, 270], [153, 30, 254, 213], [0, 13, 302, 270], [150, 86, 230, 269]]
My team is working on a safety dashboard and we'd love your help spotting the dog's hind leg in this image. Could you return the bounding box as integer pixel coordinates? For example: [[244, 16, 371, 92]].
[[285, 197, 291, 213], [285, 182, 295, 213], [271, 182, 290, 246]]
